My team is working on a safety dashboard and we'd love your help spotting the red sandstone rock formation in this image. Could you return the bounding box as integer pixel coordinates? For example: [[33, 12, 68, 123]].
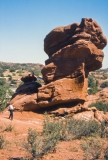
[[8, 18, 107, 115], [40, 18, 107, 109]]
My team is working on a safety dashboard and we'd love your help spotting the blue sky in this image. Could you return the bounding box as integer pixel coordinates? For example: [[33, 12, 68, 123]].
[[0, 0, 108, 68]]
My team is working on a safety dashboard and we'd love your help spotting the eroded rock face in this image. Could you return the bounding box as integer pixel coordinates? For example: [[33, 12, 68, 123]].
[[8, 18, 107, 113], [38, 76, 88, 107], [44, 18, 107, 56], [40, 18, 107, 108]]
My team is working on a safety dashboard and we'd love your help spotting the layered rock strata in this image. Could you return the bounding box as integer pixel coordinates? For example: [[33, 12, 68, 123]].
[[40, 18, 107, 108]]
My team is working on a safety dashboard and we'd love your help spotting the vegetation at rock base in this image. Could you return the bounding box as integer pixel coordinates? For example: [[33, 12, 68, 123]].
[[4, 124, 14, 132], [100, 81, 108, 88], [89, 101, 108, 113], [0, 135, 5, 149], [0, 62, 44, 112], [104, 147, 108, 160], [81, 137, 102, 160], [0, 112, 108, 159], [88, 75, 99, 95], [0, 78, 13, 112], [23, 114, 108, 159], [0, 133, 10, 151]]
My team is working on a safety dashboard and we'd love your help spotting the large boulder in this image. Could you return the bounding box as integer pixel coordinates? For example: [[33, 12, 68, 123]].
[[38, 76, 88, 108], [42, 41, 103, 83], [44, 18, 107, 56], [9, 93, 39, 111]]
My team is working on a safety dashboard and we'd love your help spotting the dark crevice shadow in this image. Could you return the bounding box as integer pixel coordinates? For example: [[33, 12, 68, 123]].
[[32, 100, 85, 114]]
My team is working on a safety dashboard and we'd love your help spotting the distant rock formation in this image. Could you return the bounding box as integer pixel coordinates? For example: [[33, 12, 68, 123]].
[[8, 18, 107, 116]]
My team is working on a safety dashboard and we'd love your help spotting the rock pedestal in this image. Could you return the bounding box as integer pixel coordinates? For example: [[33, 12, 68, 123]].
[[39, 18, 107, 108]]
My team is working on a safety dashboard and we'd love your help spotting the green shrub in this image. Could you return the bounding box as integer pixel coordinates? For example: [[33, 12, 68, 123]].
[[24, 115, 68, 159], [0, 78, 6, 85], [104, 146, 108, 160], [24, 127, 59, 159], [100, 121, 108, 138], [88, 76, 99, 95], [0, 84, 13, 112], [89, 101, 108, 113], [43, 114, 68, 141], [27, 128, 40, 158], [41, 133, 58, 156], [67, 119, 100, 139], [0, 134, 5, 149], [81, 137, 101, 160], [9, 68, 16, 72], [7, 75, 12, 81], [23, 115, 108, 159], [4, 124, 14, 132], [88, 76, 98, 88], [0, 70, 4, 77], [88, 76, 95, 88], [100, 81, 108, 88], [88, 87, 99, 95], [24, 128, 43, 158]]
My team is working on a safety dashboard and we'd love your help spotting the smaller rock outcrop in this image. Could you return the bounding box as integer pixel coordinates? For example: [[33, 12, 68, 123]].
[[21, 74, 37, 83], [8, 74, 41, 111], [84, 88, 108, 107]]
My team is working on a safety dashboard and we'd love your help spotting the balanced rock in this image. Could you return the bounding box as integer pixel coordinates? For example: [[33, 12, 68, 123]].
[[40, 18, 107, 109], [44, 18, 107, 56]]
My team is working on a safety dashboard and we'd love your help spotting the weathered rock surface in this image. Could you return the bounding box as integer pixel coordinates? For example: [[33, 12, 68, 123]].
[[84, 88, 108, 107], [72, 111, 95, 121], [40, 18, 107, 109], [42, 41, 103, 83], [38, 77, 87, 107], [72, 110, 108, 122], [44, 18, 107, 56], [94, 110, 108, 122], [9, 93, 39, 111]]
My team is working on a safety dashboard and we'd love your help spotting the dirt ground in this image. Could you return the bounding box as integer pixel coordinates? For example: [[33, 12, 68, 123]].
[[0, 111, 107, 160], [0, 111, 84, 160]]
